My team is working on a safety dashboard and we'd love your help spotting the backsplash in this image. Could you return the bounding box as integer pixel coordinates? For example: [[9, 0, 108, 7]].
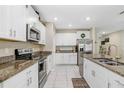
[[0, 40, 44, 57]]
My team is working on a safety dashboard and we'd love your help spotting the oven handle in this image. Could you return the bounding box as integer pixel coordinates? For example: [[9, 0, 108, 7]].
[[38, 59, 47, 64], [39, 61, 44, 64]]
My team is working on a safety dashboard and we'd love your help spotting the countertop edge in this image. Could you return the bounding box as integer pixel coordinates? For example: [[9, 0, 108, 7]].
[[0, 60, 38, 83], [84, 56, 124, 77]]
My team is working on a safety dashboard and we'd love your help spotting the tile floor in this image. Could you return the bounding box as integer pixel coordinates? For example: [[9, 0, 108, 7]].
[[44, 64, 81, 88]]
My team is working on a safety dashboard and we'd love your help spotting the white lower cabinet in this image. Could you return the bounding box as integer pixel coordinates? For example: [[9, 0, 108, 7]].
[[27, 62, 38, 88], [46, 55, 53, 74], [108, 71, 124, 88], [1, 62, 38, 88], [84, 58, 124, 88], [55, 53, 64, 64], [55, 53, 77, 65], [84, 58, 108, 88]]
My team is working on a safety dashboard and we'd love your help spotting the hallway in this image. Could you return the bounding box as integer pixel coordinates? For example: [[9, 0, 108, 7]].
[[44, 65, 81, 88]]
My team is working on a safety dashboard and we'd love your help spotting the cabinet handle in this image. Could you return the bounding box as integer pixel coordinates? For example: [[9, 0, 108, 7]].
[[108, 82, 110, 88], [85, 64, 87, 69], [114, 80, 124, 86], [27, 79, 30, 86], [91, 70, 95, 77], [14, 30, 16, 37], [9, 28, 13, 37], [29, 77, 32, 84]]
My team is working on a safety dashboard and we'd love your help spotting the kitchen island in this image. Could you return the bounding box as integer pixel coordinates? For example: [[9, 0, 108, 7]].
[[83, 54, 124, 88]]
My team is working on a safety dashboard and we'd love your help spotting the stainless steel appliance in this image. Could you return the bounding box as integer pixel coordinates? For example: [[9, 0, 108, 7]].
[[38, 57, 47, 88], [15, 48, 33, 60], [77, 39, 93, 78], [27, 24, 40, 42], [15, 48, 47, 88]]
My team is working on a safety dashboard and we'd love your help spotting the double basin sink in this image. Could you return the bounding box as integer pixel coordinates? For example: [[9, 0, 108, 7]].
[[93, 58, 124, 66]]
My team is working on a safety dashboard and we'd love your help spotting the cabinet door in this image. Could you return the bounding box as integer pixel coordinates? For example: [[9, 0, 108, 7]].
[[40, 25, 46, 45], [92, 62, 108, 88], [27, 63, 38, 88], [0, 83, 3, 88], [37, 21, 46, 45], [12, 6, 26, 41], [63, 53, 67, 64], [108, 71, 124, 88], [0, 6, 13, 39], [71, 53, 77, 64], [83, 58, 108, 88], [46, 55, 53, 74], [55, 53, 61, 64], [55, 34, 62, 46], [55, 53, 64, 64], [61, 33, 76, 46], [83, 58, 93, 87], [3, 69, 27, 88], [0, 6, 26, 41], [2, 63, 38, 88], [26, 5, 38, 27]]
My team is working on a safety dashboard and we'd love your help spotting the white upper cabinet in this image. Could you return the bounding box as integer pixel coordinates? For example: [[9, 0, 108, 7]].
[[37, 21, 46, 45], [55, 33, 77, 46], [0, 6, 26, 41], [26, 6, 46, 45], [26, 5, 38, 27]]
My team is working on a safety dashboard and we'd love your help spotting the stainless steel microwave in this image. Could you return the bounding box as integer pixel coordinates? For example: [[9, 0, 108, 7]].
[[27, 24, 40, 42]]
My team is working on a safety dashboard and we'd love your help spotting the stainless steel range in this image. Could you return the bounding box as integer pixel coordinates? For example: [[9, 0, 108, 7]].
[[15, 48, 33, 60], [38, 57, 47, 88], [15, 48, 47, 88]]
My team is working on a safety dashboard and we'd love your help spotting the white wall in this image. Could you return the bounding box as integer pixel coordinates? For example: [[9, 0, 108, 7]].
[[77, 31, 91, 39], [97, 31, 124, 63], [44, 22, 56, 68]]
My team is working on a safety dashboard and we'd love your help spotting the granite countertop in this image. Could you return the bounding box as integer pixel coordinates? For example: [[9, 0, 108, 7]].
[[0, 51, 52, 83], [83, 54, 124, 77], [0, 59, 38, 83], [56, 50, 77, 53]]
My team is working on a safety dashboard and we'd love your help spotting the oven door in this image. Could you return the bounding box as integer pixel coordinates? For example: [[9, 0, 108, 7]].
[[38, 59, 47, 85]]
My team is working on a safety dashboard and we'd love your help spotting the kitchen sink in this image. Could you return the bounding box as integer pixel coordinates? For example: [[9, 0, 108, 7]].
[[93, 58, 124, 66]]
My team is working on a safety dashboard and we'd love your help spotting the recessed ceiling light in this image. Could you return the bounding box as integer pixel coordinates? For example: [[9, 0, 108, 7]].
[[86, 17, 90, 21], [102, 32, 106, 34], [54, 17, 58, 21], [68, 24, 72, 27]]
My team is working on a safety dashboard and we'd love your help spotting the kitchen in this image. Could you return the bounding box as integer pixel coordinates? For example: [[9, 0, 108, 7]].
[[0, 5, 124, 88]]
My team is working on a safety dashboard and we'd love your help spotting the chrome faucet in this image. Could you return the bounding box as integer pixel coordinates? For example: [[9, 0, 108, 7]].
[[108, 44, 120, 65]]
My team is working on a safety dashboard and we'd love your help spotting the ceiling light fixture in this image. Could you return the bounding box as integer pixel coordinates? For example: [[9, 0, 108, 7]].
[[86, 17, 90, 21], [54, 17, 58, 21], [102, 32, 106, 34], [68, 24, 72, 27]]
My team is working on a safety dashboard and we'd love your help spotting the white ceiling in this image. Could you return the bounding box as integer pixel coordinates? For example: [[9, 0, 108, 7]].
[[34, 5, 124, 33]]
